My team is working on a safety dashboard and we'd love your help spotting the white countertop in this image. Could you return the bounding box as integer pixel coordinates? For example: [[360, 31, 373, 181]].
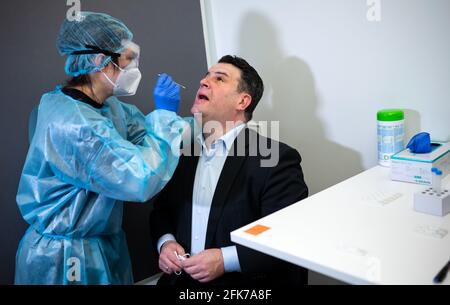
[[231, 166, 450, 285]]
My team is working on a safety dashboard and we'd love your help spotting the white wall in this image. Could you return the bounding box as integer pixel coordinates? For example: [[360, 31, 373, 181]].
[[201, 0, 450, 194]]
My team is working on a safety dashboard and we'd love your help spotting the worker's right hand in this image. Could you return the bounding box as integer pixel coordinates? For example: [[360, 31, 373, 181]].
[[153, 73, 180, 113], [159, 240, 185, 274]]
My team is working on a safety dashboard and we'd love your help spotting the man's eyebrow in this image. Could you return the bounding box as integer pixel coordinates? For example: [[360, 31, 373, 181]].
[[205, 71, 230, 77]]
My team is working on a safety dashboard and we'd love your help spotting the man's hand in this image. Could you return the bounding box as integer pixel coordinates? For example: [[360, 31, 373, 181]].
[[159, 240, 185, 274], [182, 249, 225, 283]]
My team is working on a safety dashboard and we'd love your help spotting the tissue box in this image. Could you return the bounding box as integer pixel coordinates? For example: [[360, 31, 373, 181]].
[[391, 142, 450, 185]]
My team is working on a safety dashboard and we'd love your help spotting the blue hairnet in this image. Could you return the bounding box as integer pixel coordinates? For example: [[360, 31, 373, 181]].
[[57, 12, 133, 76]]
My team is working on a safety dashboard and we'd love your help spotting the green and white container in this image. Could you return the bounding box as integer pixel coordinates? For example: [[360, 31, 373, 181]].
[[377, 109, 405, 167]]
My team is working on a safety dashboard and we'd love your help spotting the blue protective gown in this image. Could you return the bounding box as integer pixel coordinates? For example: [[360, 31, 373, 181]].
[[15, 88, 188, 284]]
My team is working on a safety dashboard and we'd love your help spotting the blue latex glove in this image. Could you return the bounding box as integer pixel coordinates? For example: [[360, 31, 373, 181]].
[[153, 73, 180, 113], [407, 132, 431, 153]]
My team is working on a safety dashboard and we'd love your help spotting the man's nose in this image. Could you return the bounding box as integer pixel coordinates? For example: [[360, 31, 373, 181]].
[[200, 77, 209, 88]]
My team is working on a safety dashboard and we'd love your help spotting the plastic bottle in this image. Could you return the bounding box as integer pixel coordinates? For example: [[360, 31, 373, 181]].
[[377, 109, 405, 167]]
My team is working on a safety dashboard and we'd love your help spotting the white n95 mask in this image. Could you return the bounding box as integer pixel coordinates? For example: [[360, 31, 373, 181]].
[[103, 59, 142, 96]]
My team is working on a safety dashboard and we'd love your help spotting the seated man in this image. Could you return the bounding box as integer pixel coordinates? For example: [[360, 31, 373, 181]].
[[150, 55, 309, 285]]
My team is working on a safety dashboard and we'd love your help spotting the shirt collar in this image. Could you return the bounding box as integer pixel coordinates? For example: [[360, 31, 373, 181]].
[[196, 123, 246, 152], [61, 87, 104, 109]]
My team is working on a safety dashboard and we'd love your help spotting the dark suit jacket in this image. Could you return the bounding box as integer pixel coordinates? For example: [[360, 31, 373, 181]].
[[150, 128, 309, 286]]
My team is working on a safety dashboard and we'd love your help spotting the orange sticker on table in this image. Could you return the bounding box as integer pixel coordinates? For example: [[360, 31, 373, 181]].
[[245, 224, 271, 236]]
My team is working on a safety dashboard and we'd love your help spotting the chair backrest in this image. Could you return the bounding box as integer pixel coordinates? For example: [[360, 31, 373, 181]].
[[28, 105, 38, 144]]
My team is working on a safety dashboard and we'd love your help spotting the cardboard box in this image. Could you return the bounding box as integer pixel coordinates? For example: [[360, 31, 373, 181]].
[[391, 142, 450, 185]]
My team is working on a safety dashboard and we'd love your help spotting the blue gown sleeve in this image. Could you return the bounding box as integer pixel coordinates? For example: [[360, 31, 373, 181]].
[[122, 102, 197, 154], [44, 104, 188, 202], [121, 102, 154, 146]]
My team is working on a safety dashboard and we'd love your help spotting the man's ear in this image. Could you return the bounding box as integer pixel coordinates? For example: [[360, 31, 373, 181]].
[[237, 93, 252, 112]]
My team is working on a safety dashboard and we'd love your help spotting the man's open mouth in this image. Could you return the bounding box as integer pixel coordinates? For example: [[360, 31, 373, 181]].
[[198, 94, 209, 101]]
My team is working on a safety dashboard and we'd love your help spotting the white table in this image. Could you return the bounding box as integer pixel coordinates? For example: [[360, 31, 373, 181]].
[[231, 166, 450, 285]]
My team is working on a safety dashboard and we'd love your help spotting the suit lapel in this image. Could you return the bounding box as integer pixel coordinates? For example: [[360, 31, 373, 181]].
[[178, 154, 199, 252], [204, 128, 250, 248]]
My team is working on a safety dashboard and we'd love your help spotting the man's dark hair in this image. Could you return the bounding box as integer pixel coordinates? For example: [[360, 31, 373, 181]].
[[218, 55, 264, 121]]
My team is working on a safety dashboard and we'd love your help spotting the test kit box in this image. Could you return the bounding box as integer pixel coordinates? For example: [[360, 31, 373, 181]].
[[391, 142, 450, 185]]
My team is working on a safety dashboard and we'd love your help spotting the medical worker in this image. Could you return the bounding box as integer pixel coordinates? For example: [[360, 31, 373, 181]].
[[15, 11, 189, 284]]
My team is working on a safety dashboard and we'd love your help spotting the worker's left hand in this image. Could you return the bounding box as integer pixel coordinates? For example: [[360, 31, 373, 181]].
[[182, 249, 225, 283]]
